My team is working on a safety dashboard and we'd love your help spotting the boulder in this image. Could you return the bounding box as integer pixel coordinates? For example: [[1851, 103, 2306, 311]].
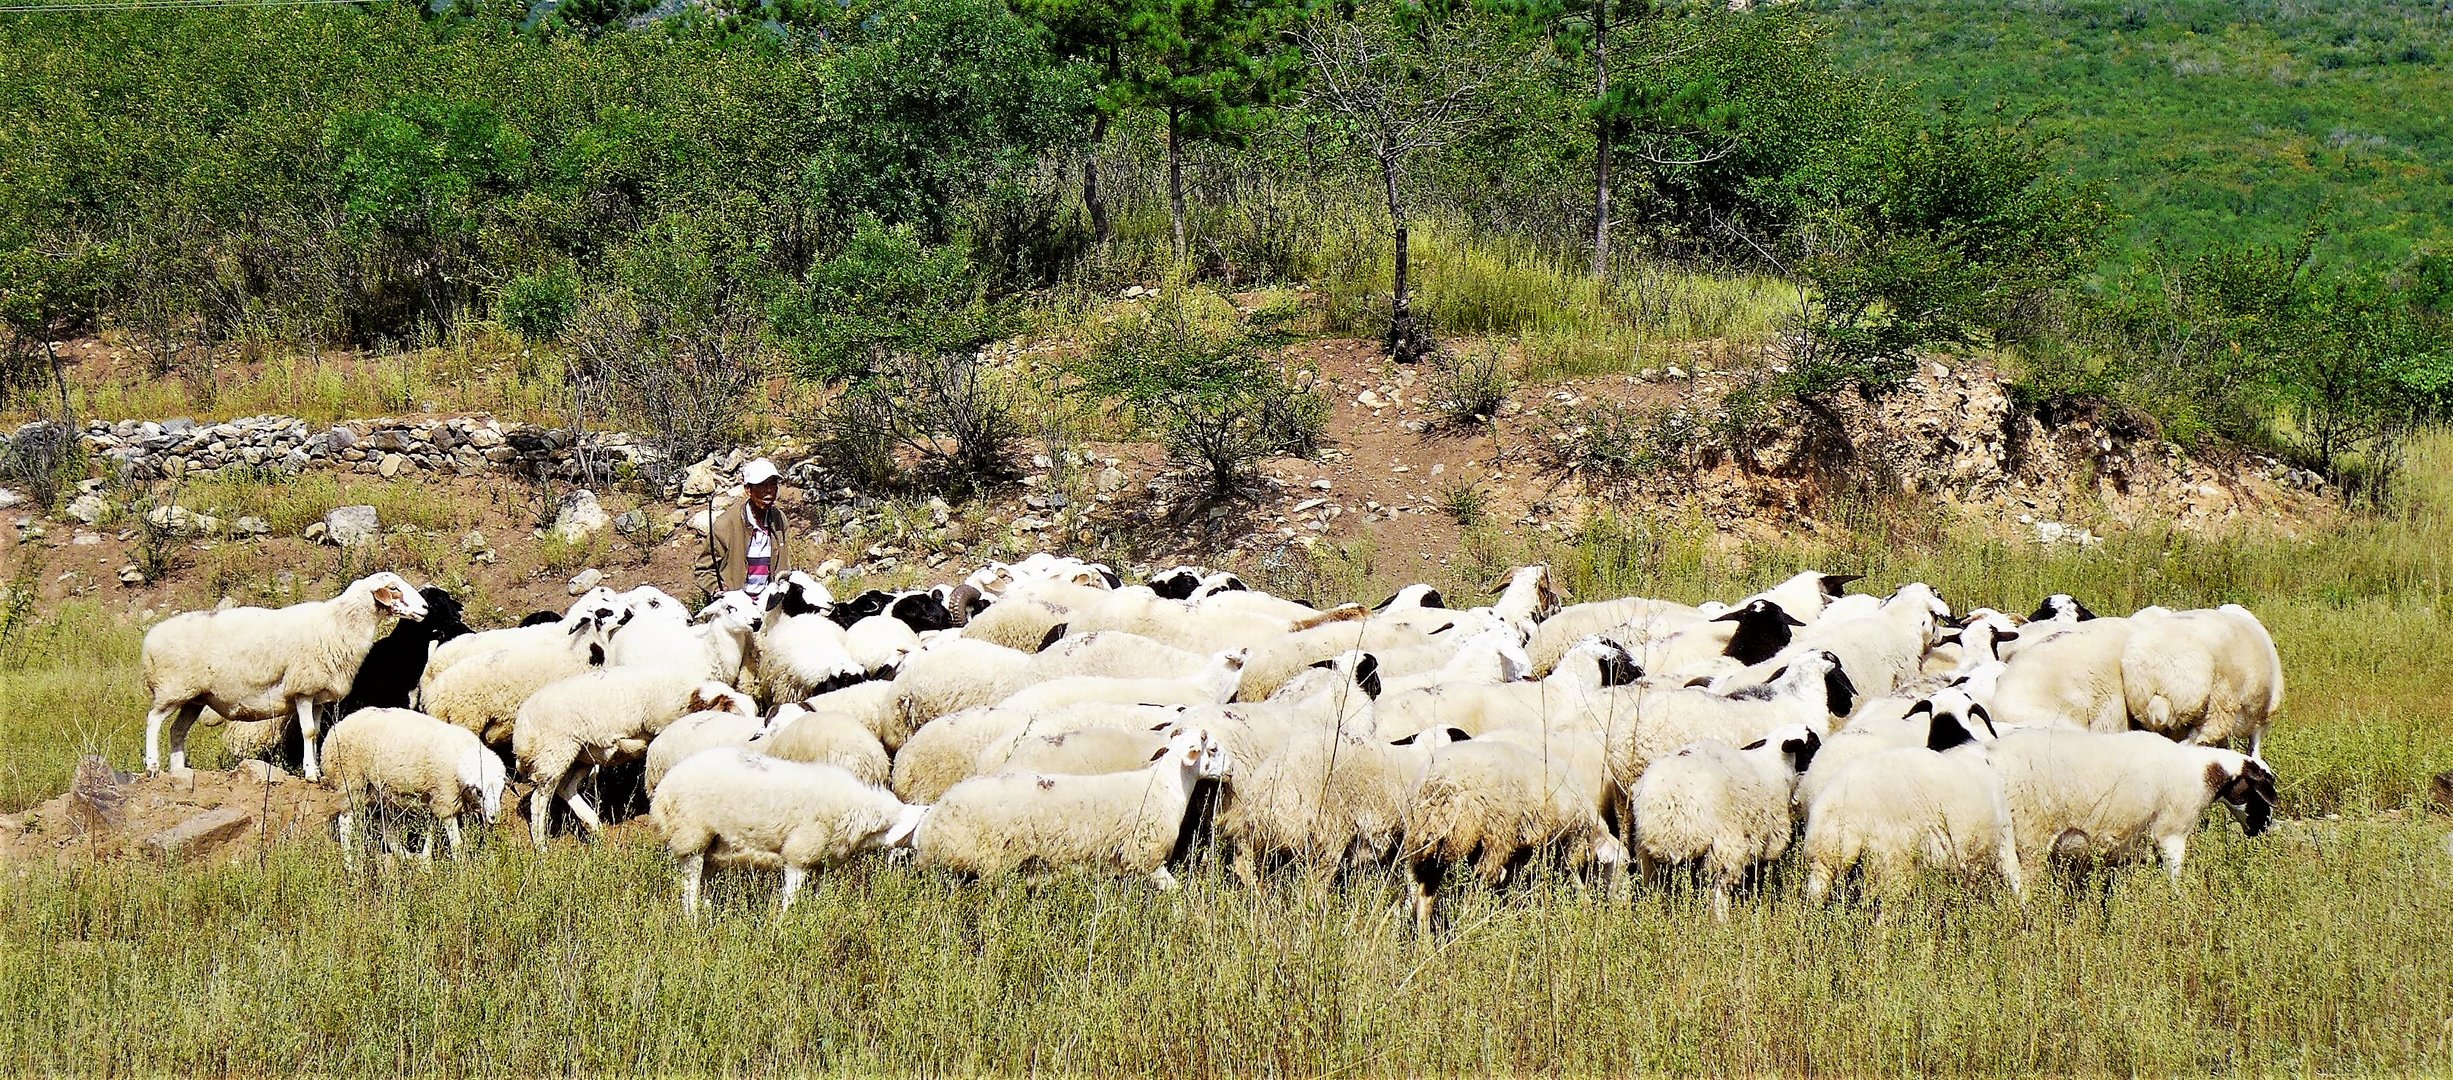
[[143, 504, 220, 538], [567, 567, 605, 595], [551, 489, 609, 542], [137, 806, 254, 859], [64, 493, 109, 525], [321, 505, 380, 547]]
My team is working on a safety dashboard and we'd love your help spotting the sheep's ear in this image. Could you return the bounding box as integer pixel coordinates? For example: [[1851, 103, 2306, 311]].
[[1739, 738, 1768, 751], [1969, 703, 1997, 738], [1391, 732, 1421, 746], [1149, 745, 1171, 761], [1779, 609, 1805, 626], [1711, 608, 1747, 623], [1355, 655, 1382, 699], [1308, 658, 1337, 670], [1445, 728, 1472, 742], [1682, 676, 1713, 689], [2072, 600, 2098, 621], [1995, 629, 2021, 644], [1421, 589, 1445, 609], [587, 644, 606, 666], [1038, 624, 1069, 651], [1907, 698, 1934, 716], [1820, 574, 1861, 596]]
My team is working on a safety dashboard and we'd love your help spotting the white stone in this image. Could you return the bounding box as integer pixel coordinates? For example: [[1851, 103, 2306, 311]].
[[551, 489, 609, 542], [567, 568, 605, 595], [322, 505, 380, 547]]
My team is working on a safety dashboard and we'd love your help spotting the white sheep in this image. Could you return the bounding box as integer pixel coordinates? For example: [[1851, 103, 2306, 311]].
[[1602, 650, 1856, 789], [1019, 631, 1208, 687], [513, 669, 753, 850], [322, 706, 506, 865], [1216, 725, 1465, 883], [889, 701, 1186, 803], [2120, 605, 2284, 755], [914, 724, 1234, 890], [1798, 689, 1991, 813], [751, 572, 869, 704], [607, 589, 762, 684], [642, 709, 768, 797], [1799, 705, 2022, 903], [1988, 617, 2135, 732], [1368, 636, 1645, 742], [974, 726, 1172, 781], [420, 585, 619, 693], [1990, 728, 2276, 882], [757, 703, 893, 787], [1528, 596, 1704, 677], [988, 647, 1250, 715], [1627, 723, 1821, 920], [422, 615, 614, 748], [1404, 728, 1628, 935], [793, 680, 914, 752], [649, 750, 926, 916], [890, 636, 1034, 729], [959, 596, 1082, 652], [141, 571, 429, 782], [842, 613, 924, 675], [1713, 583, 1949, 700]]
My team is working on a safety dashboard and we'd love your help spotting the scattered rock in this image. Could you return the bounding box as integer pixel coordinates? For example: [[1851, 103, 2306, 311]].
[[378, 453, 406, 478], [680, 461, 721, 499], [230, 515, 270, 538], [71, 531, 100, 546], [65, 493, 109, 525], [567, 568, 605, 595], [0, 488, 21, 511], [143, 504, 220, 538], [321, 505, 381, 547], [551, 489, 609, 542], [237, 760, 291, 784], [613, 509, 649, 538], [137, 806, 255, 859], [117, 565, 146, 586]]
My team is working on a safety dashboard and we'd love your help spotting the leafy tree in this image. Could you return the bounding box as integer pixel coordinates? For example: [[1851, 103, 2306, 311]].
[[328, 96, 533, 333], [769, 218, 1007, 384], [1072, 290, 1324, 505], [1113, 0, 1309, 264]]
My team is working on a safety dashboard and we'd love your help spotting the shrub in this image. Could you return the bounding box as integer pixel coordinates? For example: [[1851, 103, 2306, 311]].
[[498, 267, 579, 342], [1530, 402, 1707, 495], [1071, 291, 1326, 506], [813, 351, 1022, 497], [771, 219, 1007, 385], [0, 419, 86, 512], [1422, 345, 1514, 429], [563, 286, 764, 491]]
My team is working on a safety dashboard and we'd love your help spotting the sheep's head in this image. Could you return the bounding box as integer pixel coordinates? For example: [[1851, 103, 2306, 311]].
[[1374, 583, 1446, 611], [1883, 582, 1953, 644], [359, 573, 429, 621], [1712, 598, 1806, 665], [462, 747, 507, 824], [887, 591, 956, 633], [688, 682, 755, 717], [1909, 690, 1996, 752], [1194, 571, 1249, 598], [1147, 566, 1208, 600], [697, 592, 763, 635], [1312, 651, 1384, 699], [2028, 593, 2098, 623], [1491, 564, 1564, 621], [879, 804, 928, 850], [1151, 725, 1233, 781], [1390, 726, 1471, 748], [1741, 724, 1823, 776], [835, 589, 899, 627], [765, 572, 835, 620], [2210, 755, 2278, 837], [619, 585, 685, 626], [1788, 650, 1857, 718]]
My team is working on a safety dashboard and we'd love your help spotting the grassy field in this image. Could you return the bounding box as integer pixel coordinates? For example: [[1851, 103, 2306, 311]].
[[3, 432, 2449, 1073], [1811, 0, 2453, 268]]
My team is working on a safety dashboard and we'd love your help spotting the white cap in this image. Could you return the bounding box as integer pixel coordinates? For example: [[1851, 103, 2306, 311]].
[[742, 458, 780, 486]]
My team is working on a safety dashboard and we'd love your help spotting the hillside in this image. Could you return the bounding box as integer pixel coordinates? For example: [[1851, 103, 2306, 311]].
[[1811, 0, 2453, 266]]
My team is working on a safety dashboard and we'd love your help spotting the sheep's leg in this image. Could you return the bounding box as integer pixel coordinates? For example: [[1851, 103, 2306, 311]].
[[1711, 880, 1733, 924], [144, 700, 180, 773], [778, 865, 807, 914], [415, 829, 437, 864], [294, 698, 325, 781], [679, 853, 705, 918], [1149, 866, 1180, 892], [1229, 848, 1262, 891], [1803, 859, 1834, 906], [442, 817, 466, 858], [1409, 858, 1445, 940], [2158, 835, 2188, 891], [161, 701, 206, 773], [559, 770, 605, 838], [528, 775, 560, 852]]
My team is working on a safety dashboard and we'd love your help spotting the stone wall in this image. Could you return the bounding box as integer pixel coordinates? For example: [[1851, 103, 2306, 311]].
[[38, 416, 662, 483]]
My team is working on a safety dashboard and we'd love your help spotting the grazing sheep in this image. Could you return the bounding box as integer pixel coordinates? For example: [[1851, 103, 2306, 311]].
[[2120, 605, 2285, 755], [959, 596, 1080, 652], [142, 571, 429, 782], [1218, 725, 1466, 882], [323, 707, 506, 865], [1528, 596, 1706, 677], [649, 750, 926, 916], [1798, 690, 1990, 813], [1800, 706, 2022, 904], [975, 726, 1173, 781], [1367, 636, 1644, 742], [753, 572, 869, 704], [889, 701, 1186, 803], [643, 709, 768, 797], [1358, 626, 1533, 699], [423, 615, 614, 748], [990, 647, 1250, 715], [1628, 723, 1821, 920], [514, 670, 753, 849], [1231, 616, 1455, 702], [1990, 728, 2276, 882], [915, 724, 1235, 890], [1603, 651, 1856, 789], [1404, 728, 1628, 936], [757, 703, 893, 787]]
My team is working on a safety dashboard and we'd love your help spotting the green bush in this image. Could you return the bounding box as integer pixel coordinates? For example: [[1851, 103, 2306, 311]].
[[771, 220, 1006, 385], [497, 267, 578, 342], [1071, 291, 1325, 504]]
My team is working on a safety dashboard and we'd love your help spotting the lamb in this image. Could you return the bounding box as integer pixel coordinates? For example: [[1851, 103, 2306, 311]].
[[914, 724, 1235, 890], [757, 703, 893, 787], [1989, 728, 2276, 882], [322, 706, 506, 865], [142, 571, 430, 782], [1626, 723, 1821, 920], [423, 615, 614, 748], [1404, 727, 1628, 936], [1217, 725, 1465, 882], [513, 669, 754, 850], [642, 708, 768, 797], [2120, 605, 2284, 754], [1799, 705, 2022, 903], [649, 750, 926, 916], [752, 572, 869, 704]]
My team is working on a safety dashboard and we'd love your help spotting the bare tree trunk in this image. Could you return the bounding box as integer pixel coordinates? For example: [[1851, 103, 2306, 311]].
[[1168, 109, 1188, 266], [1591, 0, 1612, 280], [1087, 44, 1118, 245], [1383, 162, 1429, 364]]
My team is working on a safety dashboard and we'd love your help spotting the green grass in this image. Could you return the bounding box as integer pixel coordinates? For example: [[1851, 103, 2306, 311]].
[[0, 823, 2446, 1074], [1811, 0, 2453, 268]]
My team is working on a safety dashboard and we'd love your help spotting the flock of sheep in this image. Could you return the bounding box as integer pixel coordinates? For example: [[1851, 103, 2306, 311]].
[[132, 553, 2284, 927]]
